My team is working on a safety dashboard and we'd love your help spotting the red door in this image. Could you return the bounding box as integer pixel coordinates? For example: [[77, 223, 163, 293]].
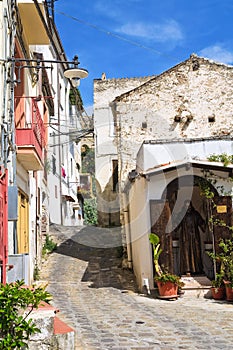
[[0, 169, 8, 284]]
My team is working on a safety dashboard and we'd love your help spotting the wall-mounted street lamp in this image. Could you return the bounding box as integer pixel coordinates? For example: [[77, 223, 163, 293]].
[[3, 53, 88, 186], [7, 55, 88, 87], [64, 55, 88, 87]]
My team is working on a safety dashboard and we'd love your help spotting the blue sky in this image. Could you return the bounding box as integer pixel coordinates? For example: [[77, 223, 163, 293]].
[[54, 0, 233, 110]]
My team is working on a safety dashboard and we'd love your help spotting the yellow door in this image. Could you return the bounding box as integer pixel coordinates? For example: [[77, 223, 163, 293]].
[[17, 191, 29, 253]]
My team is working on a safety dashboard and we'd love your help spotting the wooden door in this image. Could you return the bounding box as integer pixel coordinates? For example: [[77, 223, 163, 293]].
[[17, 191, 29, 253], [150, 200, 173, 273], [213, 196, 232, 254]]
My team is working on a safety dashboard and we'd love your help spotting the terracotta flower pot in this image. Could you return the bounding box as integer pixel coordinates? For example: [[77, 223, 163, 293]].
[[211, 286, 225, 300], [156, 281, 178, 297], [224, 281, 233, 301]]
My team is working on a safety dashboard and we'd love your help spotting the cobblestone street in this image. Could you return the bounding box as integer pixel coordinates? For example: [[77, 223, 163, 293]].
[[40, 225, 233, 350]]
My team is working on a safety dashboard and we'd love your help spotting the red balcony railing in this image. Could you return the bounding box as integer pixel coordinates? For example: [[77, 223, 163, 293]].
[[15, 98, 45, 162]]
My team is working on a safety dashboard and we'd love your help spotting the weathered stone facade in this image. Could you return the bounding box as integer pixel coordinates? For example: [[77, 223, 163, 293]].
[[94, 55, 233, 230], [94, 75, 153, 226], [114, 55, 233, 187]]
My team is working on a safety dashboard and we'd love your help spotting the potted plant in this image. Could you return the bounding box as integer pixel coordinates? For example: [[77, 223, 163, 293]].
[[218, 234, 233, 301], [208, 232, 233, 301], [149, 233, 184, 298], [154, 273, 184, 297], [211, 272, 225, 300]]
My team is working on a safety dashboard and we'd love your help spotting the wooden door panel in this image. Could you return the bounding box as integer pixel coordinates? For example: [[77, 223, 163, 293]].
[[150, 200, 173, 273], [213, 196, 232, 253]]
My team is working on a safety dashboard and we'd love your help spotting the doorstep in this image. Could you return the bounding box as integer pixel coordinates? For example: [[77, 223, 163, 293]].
[[181, 275, 212, 298]]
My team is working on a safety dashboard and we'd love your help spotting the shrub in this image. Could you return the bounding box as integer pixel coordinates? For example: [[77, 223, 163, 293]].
[[84, 198, 97, 225], [42, 234, 57, 256], [0, 280, 51, 349]]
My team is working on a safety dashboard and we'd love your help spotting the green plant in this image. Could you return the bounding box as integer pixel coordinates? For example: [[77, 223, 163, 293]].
[[208, 232, 233, 287], [149, 233, 163, 276], [211, 272, 224, 288], [116, 245, 124, 258], [207, 153, 233, 167], [84, 198, 97, 225], [149, 233, 183, 287], [0, 280, 51, 349], [218, 234, 233, 286], [69, 87, 83, 109], [42, 235, 57, 256], [33, 262, 40, 281], [154, 273, 184, 288]]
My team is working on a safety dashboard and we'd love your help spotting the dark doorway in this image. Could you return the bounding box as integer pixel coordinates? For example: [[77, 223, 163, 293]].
[[160, 175, 219, 279]]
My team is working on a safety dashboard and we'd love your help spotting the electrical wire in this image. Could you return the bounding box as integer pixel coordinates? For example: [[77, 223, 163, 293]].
[[48, 129, 94, 147], [48, 6, 180, 61]]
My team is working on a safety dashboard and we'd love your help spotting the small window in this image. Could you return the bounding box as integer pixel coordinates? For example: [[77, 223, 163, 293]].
[[112, 160, 118, 192], [71, 158, 73, 177], [52, 155, 56, 175], [208, 115, 215, 123]]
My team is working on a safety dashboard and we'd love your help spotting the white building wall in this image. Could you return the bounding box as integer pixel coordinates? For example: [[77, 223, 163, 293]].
[[128, 176, 154, 291], [35, 44, 82, 227], [128, 143, 233, 290], [137, 140, 233, 173]]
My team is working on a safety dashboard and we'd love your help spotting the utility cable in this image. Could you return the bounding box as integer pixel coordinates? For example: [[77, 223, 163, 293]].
[[49, 6, 180, 61]]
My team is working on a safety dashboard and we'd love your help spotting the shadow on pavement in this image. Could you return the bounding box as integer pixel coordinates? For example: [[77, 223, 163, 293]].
[[52, 225, 139, 293]]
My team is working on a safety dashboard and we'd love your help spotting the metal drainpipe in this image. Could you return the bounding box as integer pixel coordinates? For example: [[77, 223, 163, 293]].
[[1, 9, 8, 167], [122, 192, 132, 269], [57, 69, 63, 225], [9, 1, 17, 187]]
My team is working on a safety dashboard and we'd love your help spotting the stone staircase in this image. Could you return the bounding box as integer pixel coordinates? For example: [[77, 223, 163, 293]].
[[27, 301, 75, 349], [181, 275, 212, 298]]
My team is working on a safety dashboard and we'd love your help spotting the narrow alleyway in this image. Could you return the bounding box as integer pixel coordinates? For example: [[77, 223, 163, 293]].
[[40, 224, 233, 350]]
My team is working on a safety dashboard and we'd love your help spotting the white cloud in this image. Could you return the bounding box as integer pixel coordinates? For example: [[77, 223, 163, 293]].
[[199, 45, 233, 64], [116, 20, 184, 43], [94, 1, 121, 20]]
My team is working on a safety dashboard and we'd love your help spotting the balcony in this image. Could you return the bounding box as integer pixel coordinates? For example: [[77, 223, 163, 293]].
[[16, 98, 45, 171]]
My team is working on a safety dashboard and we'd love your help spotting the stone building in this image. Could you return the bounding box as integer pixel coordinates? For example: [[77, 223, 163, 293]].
[[94, 74, 154, 227], [94, 54, 233, 290]]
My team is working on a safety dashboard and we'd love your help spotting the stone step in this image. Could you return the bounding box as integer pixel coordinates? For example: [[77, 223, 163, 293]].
[[27, 301, 75, 349], [54, 316, 74, 334], [180, 275, 212, 298]]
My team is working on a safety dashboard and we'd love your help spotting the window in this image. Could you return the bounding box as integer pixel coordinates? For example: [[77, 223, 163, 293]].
[[52, 155, 56, 175], [71, 158, 73, 177], [112, 160, 118, 192]]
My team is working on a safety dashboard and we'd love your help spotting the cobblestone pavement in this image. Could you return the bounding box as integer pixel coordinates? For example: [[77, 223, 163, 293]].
[[40, 225, 233, 350]]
